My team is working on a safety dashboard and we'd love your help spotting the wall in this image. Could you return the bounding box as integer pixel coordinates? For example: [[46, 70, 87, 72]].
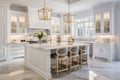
[[75, 9, 93, 19], [115, 1, 120, 61]]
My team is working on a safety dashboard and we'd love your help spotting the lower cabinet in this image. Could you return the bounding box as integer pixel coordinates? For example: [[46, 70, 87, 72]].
[[93, 43, 114, 61], [0, 47, 6, 61], [7, 44, 25, 60]]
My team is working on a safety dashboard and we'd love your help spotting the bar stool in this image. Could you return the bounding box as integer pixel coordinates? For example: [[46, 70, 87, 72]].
[[51, 47, 68, 77], [79, 45, 88, 67], [69, 46, 79, 70]]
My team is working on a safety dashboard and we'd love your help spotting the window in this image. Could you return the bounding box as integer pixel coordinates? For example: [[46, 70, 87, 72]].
[[51, 17, 60, 35], [64, 23, 71, 34], [77, 16, 94, 38]]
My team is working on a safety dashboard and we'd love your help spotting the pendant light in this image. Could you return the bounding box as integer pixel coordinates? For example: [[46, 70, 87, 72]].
[[38, 0, 52, 21], [64, 0, 74, 24]]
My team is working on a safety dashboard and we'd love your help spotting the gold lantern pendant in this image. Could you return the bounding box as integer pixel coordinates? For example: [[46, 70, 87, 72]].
[[64, 0, 74, 24], [38, 0, 52, 21]]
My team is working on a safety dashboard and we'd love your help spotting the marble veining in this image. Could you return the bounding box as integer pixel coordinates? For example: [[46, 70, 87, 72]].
[[0, 58, 120, 80]]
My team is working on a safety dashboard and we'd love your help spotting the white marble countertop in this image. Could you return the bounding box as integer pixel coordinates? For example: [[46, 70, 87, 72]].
[[26, 42, 90, 50]]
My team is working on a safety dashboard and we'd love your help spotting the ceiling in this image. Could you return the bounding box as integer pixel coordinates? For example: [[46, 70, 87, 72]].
[[0, 0, 118, 13]]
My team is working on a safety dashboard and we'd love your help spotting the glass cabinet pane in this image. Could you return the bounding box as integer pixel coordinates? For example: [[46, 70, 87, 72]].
[[95, 14, 101, 33], [104, 12, 110, 33], [19, 16, 25, 33], [11, 16, 17, 33], [11, 15, 26, 34]]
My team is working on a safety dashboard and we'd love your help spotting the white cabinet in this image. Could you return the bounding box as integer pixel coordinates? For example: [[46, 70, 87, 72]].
[[93, 43, 114, 61], [28, 8, 51, 29], [0, 5, 8, 61], [0, 47, 6, 61], [95, 11, 112, 35], [10, 10, 27, 34], [0, 6, 7, 45], [93, 2, 115, 35], [7, 44, 24, 60]]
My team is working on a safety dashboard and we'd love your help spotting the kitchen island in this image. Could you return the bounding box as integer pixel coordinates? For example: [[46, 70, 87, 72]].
[[25, 42, 89, 80]]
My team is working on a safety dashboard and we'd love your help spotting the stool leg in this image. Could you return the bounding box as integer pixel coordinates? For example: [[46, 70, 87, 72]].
[[66, 58, 68, 74], [77, 56, 79, 70], [86, 54, 88, 66], [80, 53, 82, 68], [56, 59, 59, 77], [70, 56, 71, 71]]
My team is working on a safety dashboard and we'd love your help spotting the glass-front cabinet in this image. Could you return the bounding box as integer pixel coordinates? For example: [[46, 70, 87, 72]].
[[95, 14, 101, 33], [95, 11, 111, 34], [104, 12, 110, 33], [11, 16, 17, 33], [10, 11, 27, 34]]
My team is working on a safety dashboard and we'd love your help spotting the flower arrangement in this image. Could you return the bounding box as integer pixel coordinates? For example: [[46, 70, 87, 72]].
[[33, 30, 47, 43]]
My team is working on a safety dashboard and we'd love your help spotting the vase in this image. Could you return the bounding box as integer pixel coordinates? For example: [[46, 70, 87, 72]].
[[38, 39, 42, 44]]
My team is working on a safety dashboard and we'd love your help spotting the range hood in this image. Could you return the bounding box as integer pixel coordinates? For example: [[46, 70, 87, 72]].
[[27, 28, 51, 35]]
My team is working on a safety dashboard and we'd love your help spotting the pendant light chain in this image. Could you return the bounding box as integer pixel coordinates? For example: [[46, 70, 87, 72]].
[[44, 0, 46, 8], [68, 0, 70, 13]]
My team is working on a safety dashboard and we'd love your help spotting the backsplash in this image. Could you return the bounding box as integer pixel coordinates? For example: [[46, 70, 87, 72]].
[[95, 35, 116, 44], [8, 35, 26, 43]]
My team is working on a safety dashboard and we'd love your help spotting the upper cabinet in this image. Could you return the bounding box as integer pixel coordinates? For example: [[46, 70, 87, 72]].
[[95, 14, 101, 33], [104, 12, 110, 33], [94, 2, 115, 35], [28, 8, 51, 29], [95, 12, 111, 34], [10, 11, 27, 34], [9, 5, 28, 35]]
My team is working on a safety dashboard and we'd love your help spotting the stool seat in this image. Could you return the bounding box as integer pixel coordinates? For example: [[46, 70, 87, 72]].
[[51, 54, 67, 59], [68, 53, 79, 57], [51, 49, 56, 54]]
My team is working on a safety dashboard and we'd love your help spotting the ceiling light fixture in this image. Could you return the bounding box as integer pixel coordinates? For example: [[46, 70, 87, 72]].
[[38, 0, 52, 21], [64, 0, 74, 24]]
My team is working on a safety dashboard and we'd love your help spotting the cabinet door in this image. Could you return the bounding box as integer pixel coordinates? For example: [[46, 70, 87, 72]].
[[95, 14, 101, 33], [10, 45, 24, 59], [10, 11, 26, 34], [103, 12, 110, 33], [93, 44, 101, 58], [0, 48, 6, 61], [95, 11, 112, 35], [0, 6, 6, 45]]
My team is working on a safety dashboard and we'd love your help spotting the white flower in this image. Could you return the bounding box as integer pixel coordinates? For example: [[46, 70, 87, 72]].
[[33, 30, 47, 38]]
